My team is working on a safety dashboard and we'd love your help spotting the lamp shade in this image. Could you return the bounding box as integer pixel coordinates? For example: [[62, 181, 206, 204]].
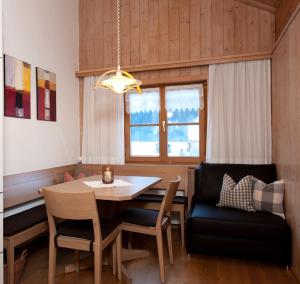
[[95, 69, 142, 94]]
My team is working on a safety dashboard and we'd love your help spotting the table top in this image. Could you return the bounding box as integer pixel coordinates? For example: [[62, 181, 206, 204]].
[[39, 175, 162, 201]]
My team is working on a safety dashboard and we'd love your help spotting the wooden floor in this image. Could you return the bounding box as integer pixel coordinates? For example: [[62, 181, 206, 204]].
[[18, 228, 299, 284]]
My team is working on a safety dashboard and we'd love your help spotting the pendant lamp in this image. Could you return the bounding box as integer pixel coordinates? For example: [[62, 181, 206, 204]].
[[94, 0, 142, 94]]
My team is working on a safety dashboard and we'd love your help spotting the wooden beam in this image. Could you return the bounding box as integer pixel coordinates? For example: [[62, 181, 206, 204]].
[[140, 75, 208, 87], [75, 51, 272, 78], [238, 0, 277, 13]]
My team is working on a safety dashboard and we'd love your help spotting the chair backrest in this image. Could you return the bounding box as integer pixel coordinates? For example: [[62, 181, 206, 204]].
[[43, 188, 101, 242], [156, 177, 180, 228]]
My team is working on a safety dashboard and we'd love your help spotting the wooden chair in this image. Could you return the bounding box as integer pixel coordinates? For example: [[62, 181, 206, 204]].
[[121, 177, 180, 283], [43, 188, 122, 284], [78, 164, 190, 247]]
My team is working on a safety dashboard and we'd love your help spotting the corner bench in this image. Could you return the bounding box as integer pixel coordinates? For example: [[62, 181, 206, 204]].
[[3, 165, 76, 284], [4, 204, 48, 284]]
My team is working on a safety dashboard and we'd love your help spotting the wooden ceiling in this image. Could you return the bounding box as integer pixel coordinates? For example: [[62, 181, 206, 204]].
[[238, 0, 281, 13]]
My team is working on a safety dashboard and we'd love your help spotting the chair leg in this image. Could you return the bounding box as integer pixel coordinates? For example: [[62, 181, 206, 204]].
[[166, 224, 174, 265], [6, 241, 15, 284], [127, 231, 133, 249], [75, 250, 80, 272], [116, 232, 122, 281], [180, 207, 185, 248], [156, 230, 165, 283], [94, 246, 102, 284], [112, 242, 117, 276], [48, 238, 57, 284]]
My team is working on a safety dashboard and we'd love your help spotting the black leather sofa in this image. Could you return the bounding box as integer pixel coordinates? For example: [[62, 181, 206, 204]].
[[186, 163, 291, 265]]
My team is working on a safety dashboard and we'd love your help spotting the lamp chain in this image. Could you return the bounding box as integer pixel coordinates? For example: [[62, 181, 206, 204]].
[[117, 0, 121, 70]]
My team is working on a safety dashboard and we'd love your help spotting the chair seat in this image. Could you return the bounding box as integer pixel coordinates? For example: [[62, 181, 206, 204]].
[[4, 204, 48, 236], [134, 193, 187, 205], [121, 208, 159, 227], [189, 203, 290, 242], [57, 217, 120, 241]]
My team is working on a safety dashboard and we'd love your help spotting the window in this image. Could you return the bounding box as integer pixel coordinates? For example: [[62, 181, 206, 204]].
[[125, 83, 206, 163]]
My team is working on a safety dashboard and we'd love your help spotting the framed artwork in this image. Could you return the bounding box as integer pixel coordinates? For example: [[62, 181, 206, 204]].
[[4, 54, 31, 118], [36, 67, 56, 121]]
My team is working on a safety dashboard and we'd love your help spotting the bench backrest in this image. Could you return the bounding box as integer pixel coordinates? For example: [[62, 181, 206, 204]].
[[3, 163, 193, 213], [194, 162, 277, 205], [3, 165, 76, 210], [76, 163, 190, 196]]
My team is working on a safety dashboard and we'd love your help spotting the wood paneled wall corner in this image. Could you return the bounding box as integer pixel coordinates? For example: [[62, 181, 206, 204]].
[[272, 6, 300, 282], [272, 2, 300, 52], [275, 0, 300, 38]]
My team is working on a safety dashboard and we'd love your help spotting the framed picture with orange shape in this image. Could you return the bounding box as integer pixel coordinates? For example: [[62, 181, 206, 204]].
[[4, 54, 31, 119], [36, 67, 56, 121]]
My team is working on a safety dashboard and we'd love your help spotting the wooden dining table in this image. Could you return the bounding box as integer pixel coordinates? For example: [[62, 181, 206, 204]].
[[39, 174, 162, 282]]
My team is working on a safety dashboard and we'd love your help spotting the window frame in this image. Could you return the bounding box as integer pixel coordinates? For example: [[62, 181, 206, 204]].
[[124, 81, 207, 164]]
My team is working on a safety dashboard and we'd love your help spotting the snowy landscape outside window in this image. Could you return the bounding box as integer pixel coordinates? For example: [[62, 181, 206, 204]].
[[125, 83, 206, 163]]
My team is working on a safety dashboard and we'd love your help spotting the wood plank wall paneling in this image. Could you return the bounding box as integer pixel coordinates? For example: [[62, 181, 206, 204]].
[[272, 6, 300, 282], [275, 0, 300, 38], [79, 0, 275, 80]]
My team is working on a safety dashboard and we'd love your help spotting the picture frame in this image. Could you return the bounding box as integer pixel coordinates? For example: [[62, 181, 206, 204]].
[[4, 54, 31, 119], [36, 67, 56, 121]]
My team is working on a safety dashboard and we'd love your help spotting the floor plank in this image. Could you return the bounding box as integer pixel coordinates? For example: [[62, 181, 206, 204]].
[[18, 228, 298, 284]]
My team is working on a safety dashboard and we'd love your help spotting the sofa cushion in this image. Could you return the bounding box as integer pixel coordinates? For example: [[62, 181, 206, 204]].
[[57, 217, 120, 240], [252, 177, 285, 219], [64, 171, 86, 182], [217, 174, 254, 212], [194, 163, 277, 204], [4, 204, 48, 236], [188, 203, 290, 242], [134, 193, 187, 205]]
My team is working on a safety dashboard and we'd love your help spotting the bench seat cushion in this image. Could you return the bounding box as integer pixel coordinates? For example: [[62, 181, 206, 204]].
[[134, 193, 187, 206], [189, 203, 290, 242], [57, 217, 120, 240], [4, 204, 48, 237]]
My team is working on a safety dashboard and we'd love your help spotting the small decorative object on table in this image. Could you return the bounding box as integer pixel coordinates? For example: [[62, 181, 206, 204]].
[[102, 166, 114, 184]]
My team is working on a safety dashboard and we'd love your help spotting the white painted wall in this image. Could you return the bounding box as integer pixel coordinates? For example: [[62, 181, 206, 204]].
[[3, 0, 79, 175], [0, 0, 3, 282]]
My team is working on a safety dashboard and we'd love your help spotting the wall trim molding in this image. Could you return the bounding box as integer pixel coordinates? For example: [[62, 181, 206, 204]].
[[141, 75, 208, 87], [75, 51, 272, 78]]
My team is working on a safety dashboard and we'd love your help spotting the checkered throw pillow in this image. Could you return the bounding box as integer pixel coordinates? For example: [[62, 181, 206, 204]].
[[252, 177, 285, 219], [217, 174, 255, 212]]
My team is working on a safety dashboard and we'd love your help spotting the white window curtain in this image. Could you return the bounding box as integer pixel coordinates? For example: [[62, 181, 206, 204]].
[[125, 88, 160, 113], [82, 76, 125, 164], [206, 59, 271, 164]]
